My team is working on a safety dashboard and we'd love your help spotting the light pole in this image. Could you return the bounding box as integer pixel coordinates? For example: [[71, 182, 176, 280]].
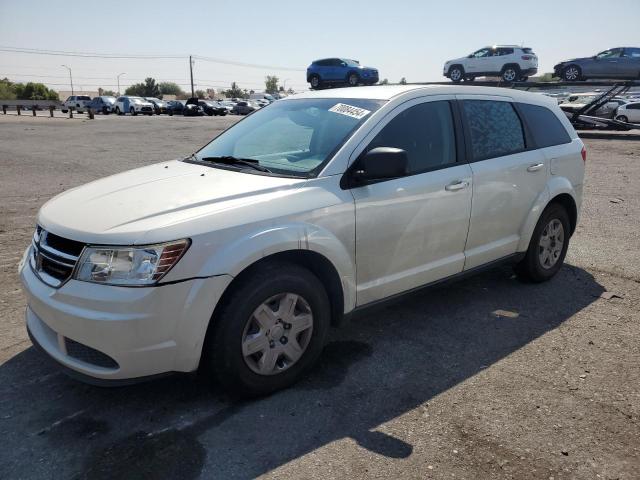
[[282, 78, 290, 92], [61, 65, 74, 95], [117, 73, 125, 95]]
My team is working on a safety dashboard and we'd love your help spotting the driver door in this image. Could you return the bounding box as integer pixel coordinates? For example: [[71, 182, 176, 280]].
[[350, 97, 473, 305], [466, 48, 491, 74]]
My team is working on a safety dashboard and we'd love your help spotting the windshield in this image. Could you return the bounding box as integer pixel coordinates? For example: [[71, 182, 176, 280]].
[[193, 98, 384, 177], [102, 96, 116, 103]]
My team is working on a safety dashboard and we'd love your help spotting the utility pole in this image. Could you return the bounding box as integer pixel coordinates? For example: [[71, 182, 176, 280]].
[[61, 65, 74, 95], [117, 72, 125, 96], [189, 55, 195, 98]]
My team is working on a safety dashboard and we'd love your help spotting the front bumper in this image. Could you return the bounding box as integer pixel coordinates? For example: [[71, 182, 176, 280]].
[[20, 256, 232, 382]]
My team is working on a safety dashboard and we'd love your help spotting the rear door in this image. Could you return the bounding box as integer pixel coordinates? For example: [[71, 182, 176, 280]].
[[620, 48, 640, 77], [351, 96, 473, 305], [458, 95, 548, 269]]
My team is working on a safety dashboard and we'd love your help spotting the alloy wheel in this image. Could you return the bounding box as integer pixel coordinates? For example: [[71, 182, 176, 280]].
[[503, 68, 517, 82], [564, 66, 580, 81], [450, 68, 462, 82], [241, 293, 314, 376]]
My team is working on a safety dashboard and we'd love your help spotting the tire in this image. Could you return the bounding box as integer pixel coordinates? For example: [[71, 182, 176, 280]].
[[562, 65, 582, 82], [115, 107, 121, 115], [102, 107, 108, 115], [130, 107, 137, 116], [448, 65, 464, 83], [616, 115, 628, 123], [309, 74, 322, 89], [205, 262, 330, 397], [501, 65, 520, 82], [347, 72, 359, 87], [515, 203, 571, 283]]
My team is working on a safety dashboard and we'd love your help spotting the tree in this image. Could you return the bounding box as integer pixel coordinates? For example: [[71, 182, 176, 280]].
[[159, 82, 185, 97], [224, 82, 244, 98], [3, 80, 59, 100], [265, 75, 279, 94], [125, 77, 160, 97], [380, 78, 389, 85], [101, 89, 116, 96], [399, 77, 407, 85], [0, 78, 17, 99], [195, 89, 205, 99]]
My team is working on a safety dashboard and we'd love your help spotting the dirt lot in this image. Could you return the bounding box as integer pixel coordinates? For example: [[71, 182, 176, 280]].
[[0, 114, 638, 480]]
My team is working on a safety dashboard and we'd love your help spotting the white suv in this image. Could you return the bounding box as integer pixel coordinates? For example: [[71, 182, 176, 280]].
[[61, 95, 92, 113], [444, 46, 538, 83], [20, 85, 584, 396]]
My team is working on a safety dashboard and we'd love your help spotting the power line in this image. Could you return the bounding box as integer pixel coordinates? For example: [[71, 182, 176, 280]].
[[0, 46, 304, 71]]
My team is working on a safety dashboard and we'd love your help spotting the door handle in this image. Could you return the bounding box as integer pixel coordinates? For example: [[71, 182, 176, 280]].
[[445, 180, 469, 191], [527, 163, 545, 172]]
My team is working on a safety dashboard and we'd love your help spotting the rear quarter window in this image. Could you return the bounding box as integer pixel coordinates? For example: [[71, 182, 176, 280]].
[[517, 103, 571, 148], [461, 100, 525, 161]]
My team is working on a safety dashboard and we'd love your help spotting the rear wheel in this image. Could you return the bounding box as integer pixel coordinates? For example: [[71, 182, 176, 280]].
[[616, 115, 629, 123], [449, 65, 464, 83], [205, 262, 330, 397], [501, 65, 520, 82], [562, 65, 582, 81], [515, 203, 570, 282]]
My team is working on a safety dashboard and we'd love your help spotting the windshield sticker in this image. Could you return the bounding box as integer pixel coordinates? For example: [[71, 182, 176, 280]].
[[329, 103, 371, 120]]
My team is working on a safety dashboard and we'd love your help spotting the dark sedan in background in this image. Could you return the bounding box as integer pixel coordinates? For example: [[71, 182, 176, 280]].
[[87, 96, 116, 114], [166, 100, 185, 115], [198, 100, 228, 116], [555, 47, 640, 81]]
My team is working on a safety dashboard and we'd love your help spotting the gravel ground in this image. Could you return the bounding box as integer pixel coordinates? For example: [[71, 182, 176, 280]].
[[0, 114, 638, 480]]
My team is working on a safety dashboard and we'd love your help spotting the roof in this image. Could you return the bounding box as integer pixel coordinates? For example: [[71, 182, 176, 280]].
[[285, 85, 556, 106]]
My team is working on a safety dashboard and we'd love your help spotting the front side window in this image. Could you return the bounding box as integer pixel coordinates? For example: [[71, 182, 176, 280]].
[[194, 98, 384, 177], [596, 48, 622, 59], [517, 103, 571, 148], [472, 48, 490, 58], [462, 100, 525, 160], [365, 101, 456, 174]]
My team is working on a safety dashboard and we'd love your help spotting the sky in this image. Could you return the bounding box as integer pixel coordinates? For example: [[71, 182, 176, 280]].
[[1, 0, 639, 94]]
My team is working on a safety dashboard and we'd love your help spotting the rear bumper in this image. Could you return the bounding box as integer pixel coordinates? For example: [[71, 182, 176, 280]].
[[20, 257, 232, 382], [521, 67, 538, 76]]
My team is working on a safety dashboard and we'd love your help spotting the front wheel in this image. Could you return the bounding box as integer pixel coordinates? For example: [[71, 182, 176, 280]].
[[448, 66, 464, 83], [130, 107, 137, 116], [515, 203, 570, 282], [562, 65, 582, 82], [309, 74, 321, 89], [347, 73, 359, 87], [206, 263, 330, 397]]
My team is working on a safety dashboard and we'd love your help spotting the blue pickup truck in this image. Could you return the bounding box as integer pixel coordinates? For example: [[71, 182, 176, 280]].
[[306, 58, 379, 89]]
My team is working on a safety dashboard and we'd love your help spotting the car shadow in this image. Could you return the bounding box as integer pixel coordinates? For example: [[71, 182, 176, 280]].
[[0, 264, 604, 479]]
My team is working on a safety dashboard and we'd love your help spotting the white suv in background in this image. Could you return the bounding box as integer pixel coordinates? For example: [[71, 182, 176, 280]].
[[444, 45, 538, 82], [61, 95, 92, 113], [20, 85, 584, 397]]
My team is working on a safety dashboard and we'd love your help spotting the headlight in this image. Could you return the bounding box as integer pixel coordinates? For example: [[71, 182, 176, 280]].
[[75, 240, 190, 286]]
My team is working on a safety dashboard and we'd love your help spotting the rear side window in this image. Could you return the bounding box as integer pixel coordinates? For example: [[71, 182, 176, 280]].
[[366, 101, 456, 174], [462, 100, 525, 160], [517, 103, 571, 148], [627, 103, 640, 110]]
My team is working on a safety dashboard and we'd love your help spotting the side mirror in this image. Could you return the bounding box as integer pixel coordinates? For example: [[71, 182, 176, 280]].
[[350, 147, 408, 184]]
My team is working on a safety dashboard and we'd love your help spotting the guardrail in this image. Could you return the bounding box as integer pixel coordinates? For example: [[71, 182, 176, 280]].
[[1, 102, 96, 119]]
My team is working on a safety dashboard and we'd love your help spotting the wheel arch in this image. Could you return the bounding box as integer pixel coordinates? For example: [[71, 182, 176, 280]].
[[501, 63, 521, 73], [212, 249, 346, 329], [517, 181, 579, 251]]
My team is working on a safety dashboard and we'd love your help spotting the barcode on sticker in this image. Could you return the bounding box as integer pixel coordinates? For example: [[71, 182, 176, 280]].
[[329, 103, 371, 120]]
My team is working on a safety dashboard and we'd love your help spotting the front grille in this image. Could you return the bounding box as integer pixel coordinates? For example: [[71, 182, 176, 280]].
[[65, 337, 119, 369], [31, 227, 85, 287]]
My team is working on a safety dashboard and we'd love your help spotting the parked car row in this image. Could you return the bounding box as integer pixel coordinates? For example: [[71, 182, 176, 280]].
[[60, 95, 273, 117], [306, 46, 640, 89]]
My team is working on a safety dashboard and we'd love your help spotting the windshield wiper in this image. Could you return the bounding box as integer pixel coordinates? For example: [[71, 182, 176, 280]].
[[198, 155, 272, 173]]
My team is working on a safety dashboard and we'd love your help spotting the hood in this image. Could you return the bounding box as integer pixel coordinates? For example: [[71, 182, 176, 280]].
[[444, 56, 467, 66], [38, 160, 305, 245]]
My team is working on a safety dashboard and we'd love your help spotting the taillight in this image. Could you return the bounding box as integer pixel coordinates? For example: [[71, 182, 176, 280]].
[[521, 55, 532, 60], [581, 146, 587, 163]]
